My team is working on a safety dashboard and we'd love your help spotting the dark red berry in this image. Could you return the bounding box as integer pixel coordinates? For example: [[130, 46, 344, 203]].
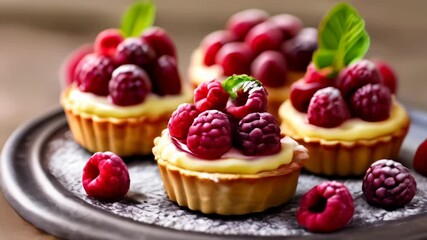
[[282, 27, 318, 71], [350, 83, 392, 121], [168, 103, 200, 141], [75, 54, 115, 96], [63, 44, 93, 86], [194, 79, 229, 112], [336, 59, 383, 98], [268, 14, 303, 40], [244, 21, 283, 55], [237, 112, 281, 156], [362, 159, 417, 209], [374, 60, 398, 94], [152, 55, 182, 96], [94, 29, 124, 57], [201, 30, 238, 66], [307, 87, 350, 128], [297, 181, 354, 233], [109, 64, 151, 106], [290, 80, 330, 113], [216, 42, 254, 76], [141, 26, 177, 58], [82, 151, 130, 201], [114, 37, 156, 67], [227, 85, 268, 120], [187, 110, 232, 159], [251, 50, 288, 87], [226, 9, 269, 40], [414, 139, 427, 177]]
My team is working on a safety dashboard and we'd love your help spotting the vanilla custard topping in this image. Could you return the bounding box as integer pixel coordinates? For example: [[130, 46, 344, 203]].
[[62, 84, 193, 118], [153, 130, 295, 174], [279, 100, 409, 142]]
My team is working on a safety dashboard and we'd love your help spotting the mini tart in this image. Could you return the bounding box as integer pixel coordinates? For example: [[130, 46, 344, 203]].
[[188, 48, 303, 119], [61, 84, 192, 156], [279, 99, 410, 176], [153, 129, 308, 215]]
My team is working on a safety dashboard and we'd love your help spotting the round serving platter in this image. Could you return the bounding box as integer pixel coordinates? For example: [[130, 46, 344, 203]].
[[1, 108, 427, 240]]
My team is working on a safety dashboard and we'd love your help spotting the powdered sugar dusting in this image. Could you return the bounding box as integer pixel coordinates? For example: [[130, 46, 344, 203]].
[[45, 130, 427, 237]]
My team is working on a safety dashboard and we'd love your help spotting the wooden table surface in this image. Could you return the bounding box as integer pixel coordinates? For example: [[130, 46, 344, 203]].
[[0, 0, 426, 239]]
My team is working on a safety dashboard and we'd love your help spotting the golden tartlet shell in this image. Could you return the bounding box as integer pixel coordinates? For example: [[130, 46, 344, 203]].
[[61, 87, 172, 156], [153, 138, 308, 215], [279, 101, 410, 176]]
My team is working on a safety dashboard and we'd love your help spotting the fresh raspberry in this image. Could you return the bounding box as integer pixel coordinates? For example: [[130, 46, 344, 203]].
[[290, 79, 330, 113], [226, 9, 269, 40], [414, 138, 427, 177], [75, 54, 115, 96], [362, 159, 417, 209], [201, 30, 238, 66], [244, 21, 283, 55], [141, 26, 177, 59], [297, 181, 354, 233], [114, 37, 156, 67], [63, 44, 93, 86], [307, 87, 350, 128], [374, 60, 398, 94], [152, 55, 182, 96], [187, 110, 232, 159], [250, 50, 288, 87], [336, 59, 383, 98], [349, 83, 392, 122], [108, 64, 152, 106], [282, 27, 318, 71], [267, 13, 303, 40], [94, 28, 124, 57], [82, 152, 130, 201], [226, 86, 268, 120], [237, 112, 281, 156], [194, 80, 229, 112], [215, 42, 254, 76], [168, 103, 200, 141]]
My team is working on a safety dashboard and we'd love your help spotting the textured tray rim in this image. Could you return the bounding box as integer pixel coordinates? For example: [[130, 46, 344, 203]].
[[1, 108, 427, 240]]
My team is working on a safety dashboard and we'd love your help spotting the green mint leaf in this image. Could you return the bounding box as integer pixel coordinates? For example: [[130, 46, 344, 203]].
[[313, 3, 370, 76], [121, 0, 156, 38], [222, 74, 262, 99]]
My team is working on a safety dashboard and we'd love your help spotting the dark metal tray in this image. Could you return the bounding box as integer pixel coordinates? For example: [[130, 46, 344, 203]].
[[1, 108, 427, 240]]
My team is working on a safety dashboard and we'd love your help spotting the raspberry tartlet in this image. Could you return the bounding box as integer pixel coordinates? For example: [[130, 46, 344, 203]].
[[60, 2, 192, 156], [279, 3, 410, 176], [188, 9, 317, 118], [153, 75, 308, 215]]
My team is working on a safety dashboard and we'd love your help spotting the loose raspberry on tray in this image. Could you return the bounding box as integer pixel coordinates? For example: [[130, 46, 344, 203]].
[[297, 181, 354, 233], [82, 152, 130, 201], [187, 110, 232, 159], [414, 139, 427, 177], [362, 159, 417, 209]]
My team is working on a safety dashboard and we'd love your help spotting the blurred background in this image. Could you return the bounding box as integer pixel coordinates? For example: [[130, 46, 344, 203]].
[[0, 0, 425, 238]]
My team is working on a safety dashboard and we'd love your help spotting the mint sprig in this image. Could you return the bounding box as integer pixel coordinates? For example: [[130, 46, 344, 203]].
[[313, 3, 370, 77], [121, 0, 156, 38], [222, 74, 262, 99]]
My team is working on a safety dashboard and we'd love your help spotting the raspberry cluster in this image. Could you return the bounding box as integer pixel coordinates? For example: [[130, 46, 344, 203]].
[[290, 59, 397, 128], [168, 75, 281, 159], [201, 9, 317, 87], [73, 27, 182, 106]]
